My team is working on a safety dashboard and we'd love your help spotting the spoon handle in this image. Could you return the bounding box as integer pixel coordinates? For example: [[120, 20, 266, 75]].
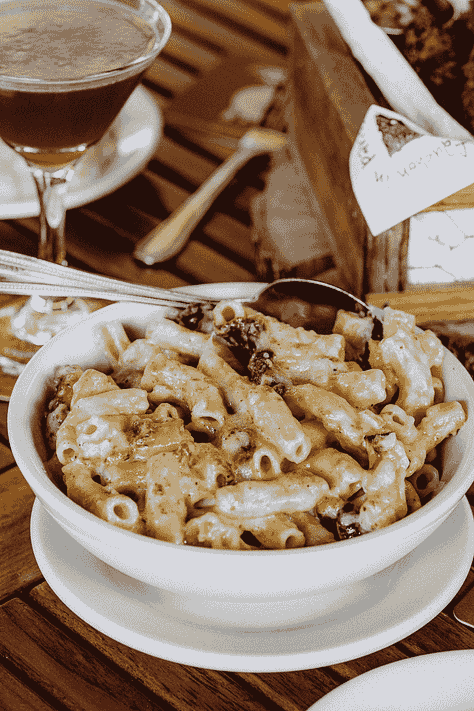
[[134, 146, 256, 265]]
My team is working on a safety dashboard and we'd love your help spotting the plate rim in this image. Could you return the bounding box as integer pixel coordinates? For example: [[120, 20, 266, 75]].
[[30, 497, 474, 673], [308, 649, 474, 710]]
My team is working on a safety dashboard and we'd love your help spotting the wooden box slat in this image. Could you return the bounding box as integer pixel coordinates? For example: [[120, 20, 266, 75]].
[[289, 1, 375, 296]]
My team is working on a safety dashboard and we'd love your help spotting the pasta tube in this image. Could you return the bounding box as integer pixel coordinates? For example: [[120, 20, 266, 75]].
[[184, 512, 252, 550], [70, 368, 120, 407], [142, 353, 227, 433], [214, 473, 330, 518], [144, 452, 188, 544], [291, 512, 336, 545], [246, 385, 311, 463], [285, 384, 385, 453], [246, 513, 305, 549], [147, 318, 210, 358], [62, 460, 143, 533]]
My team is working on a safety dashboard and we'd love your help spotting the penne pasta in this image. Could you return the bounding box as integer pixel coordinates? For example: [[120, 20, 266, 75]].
[[47, 301, 466, 550]]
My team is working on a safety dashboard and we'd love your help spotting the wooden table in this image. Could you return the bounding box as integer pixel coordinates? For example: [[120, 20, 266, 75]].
[[1, 0, 474, 708]]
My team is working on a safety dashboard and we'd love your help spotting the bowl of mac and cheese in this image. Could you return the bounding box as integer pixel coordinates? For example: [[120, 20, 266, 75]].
[[9, 282, 474, 630]]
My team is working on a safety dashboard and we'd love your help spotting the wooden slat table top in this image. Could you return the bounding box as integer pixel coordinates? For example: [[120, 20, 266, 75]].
[[1, 0, 474, 708]]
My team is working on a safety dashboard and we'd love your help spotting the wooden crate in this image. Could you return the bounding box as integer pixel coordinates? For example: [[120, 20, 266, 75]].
[[288, 1, 474, 315]]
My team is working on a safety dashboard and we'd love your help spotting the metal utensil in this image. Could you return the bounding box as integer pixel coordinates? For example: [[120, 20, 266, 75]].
[[246, 278, 370, 333], [453, 585, 474, 628], [133, 127, 288, 265], [0, 249, 210, 309], [0, 248, 369, 330]]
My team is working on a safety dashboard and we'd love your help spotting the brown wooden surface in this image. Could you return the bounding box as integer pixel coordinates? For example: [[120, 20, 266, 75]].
[[288, 1, 378, 297], [1, 0, 474, 708], [366, 283, 474, 323]]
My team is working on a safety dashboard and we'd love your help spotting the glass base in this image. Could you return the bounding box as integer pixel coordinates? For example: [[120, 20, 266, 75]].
[[0, 295, 108, 400], [11, 294, 91, 346]]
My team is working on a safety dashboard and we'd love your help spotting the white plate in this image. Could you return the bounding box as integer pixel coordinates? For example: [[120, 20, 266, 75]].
[[31, 496, 474, 673], [309, 650, 474, 711], [0, 85, 162, 219]]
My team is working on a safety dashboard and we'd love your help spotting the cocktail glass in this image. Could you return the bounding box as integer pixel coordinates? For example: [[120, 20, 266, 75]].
[[0, 0, 171, 345]]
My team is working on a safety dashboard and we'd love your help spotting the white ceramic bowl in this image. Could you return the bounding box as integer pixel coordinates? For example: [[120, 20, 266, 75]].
[[8, 283, 474, 629]]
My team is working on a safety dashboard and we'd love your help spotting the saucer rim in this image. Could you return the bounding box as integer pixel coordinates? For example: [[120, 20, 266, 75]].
[[30, 496, 474, 673]]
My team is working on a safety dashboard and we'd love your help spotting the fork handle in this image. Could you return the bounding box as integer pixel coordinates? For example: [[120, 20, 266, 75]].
[[134, 146, 256, 265]]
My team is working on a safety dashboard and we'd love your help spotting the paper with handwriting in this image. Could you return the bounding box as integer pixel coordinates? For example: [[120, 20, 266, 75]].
[[350, 106, 474, 235]]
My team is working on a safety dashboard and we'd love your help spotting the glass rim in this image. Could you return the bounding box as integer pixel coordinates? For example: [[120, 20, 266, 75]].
[[0, 0, 172, 87]]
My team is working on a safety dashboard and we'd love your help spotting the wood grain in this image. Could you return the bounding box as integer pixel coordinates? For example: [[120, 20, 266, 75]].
[[366, 284, 474, 323], [26, 583, 303, 711], [422, 182, 474, 212], [0, 598, 163, 711], [0, 664, 58, 711], [288, 1, 375, 296], [159, 0, 286, 64], [0, 467, 42, 600], [0, 402, 9, 441]]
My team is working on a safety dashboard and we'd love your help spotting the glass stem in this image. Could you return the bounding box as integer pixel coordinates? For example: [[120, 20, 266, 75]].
[[29, 164, 75, 265]]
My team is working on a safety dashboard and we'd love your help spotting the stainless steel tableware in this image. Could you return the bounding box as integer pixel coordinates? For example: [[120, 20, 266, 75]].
[[453, 585, 474, 628], [133, 127, 288, 265], [0, 248, 370, 330]]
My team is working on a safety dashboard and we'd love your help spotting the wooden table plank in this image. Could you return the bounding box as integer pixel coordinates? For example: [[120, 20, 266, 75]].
[[0, 402, 8, 441], [205, 213, 255, 262], [165, 34, 222, 72], [157, 136, 221, 186], [236, 669, 340, 711], [159, 0, 287, 64], [27, 584, 295, 711], [175, 240, 254, 282], [0, 599, 166, 711], [0, 467, 42, 600], [179, 0, 290, 46], [398, 613, 474, 655], [145, 58, 196, 95], [0, 442, 15, 471], [0, 663, 59, 711], [328, 647, 410, 683]]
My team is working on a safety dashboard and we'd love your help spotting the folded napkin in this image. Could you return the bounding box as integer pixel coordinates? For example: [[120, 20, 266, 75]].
[[350, 105, 474, 235]]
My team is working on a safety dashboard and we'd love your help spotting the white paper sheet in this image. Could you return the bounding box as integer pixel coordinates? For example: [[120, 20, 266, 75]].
[[350, 106, 474, 235]]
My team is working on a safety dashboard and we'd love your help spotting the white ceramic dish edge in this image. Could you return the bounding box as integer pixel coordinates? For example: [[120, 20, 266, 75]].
[[30, 497, 474, 672], [9, 283, 474, 602], [309, 649, 474, 711]]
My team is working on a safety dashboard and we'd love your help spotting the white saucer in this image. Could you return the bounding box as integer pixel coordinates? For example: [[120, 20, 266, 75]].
[[30, 497, 474, 673], [0, 85, 162, 219], [309, 650, 474, 710]]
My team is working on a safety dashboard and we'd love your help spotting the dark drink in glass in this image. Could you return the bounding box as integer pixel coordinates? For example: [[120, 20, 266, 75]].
[[0, 0, 171, 352], [0, 0, 170, 167]]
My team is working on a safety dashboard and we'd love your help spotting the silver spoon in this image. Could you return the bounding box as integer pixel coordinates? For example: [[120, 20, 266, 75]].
[[0, 255, 370, 332], [242, 278, 372, 333], [0, 273, 371, 392], [133, 127, 288, 265]]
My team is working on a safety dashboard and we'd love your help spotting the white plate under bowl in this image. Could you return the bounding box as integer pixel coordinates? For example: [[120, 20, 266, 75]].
[[31, 497, 474, 673], [309, 650, 474, 711], [0, 85, 162, 219]]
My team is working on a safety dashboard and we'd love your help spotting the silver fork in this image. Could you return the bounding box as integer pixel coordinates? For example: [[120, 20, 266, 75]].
[[0, 249, 213, 308]]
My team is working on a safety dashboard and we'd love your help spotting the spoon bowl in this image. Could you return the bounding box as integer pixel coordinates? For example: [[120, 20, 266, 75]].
[[242, 278, 372, 332]]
